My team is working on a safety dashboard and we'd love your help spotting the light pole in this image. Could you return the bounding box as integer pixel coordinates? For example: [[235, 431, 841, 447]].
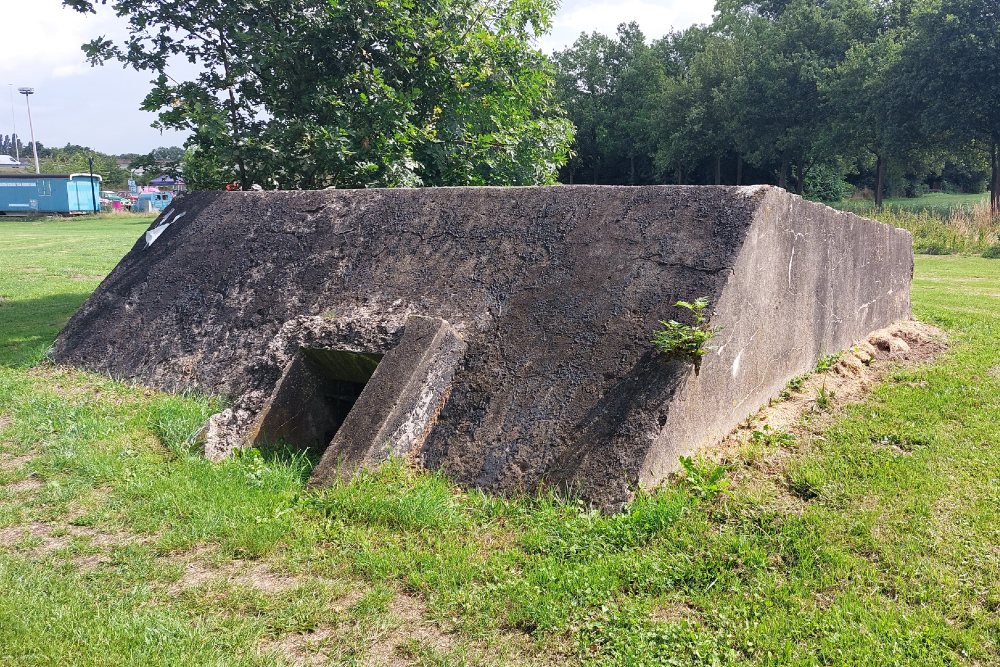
[[18, 87, 39, 174], [7, 85, 19, 165]]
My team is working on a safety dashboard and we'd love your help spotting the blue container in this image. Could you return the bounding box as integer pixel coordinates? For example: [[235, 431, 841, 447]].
[[130, 191, 174, 213], [0, 173, 104, 216]]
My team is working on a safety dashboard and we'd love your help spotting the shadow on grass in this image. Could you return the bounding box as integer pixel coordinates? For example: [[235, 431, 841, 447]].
[[0, 292, 92, 368]]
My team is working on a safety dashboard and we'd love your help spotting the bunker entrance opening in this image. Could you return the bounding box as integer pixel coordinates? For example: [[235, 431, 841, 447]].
[[249, 347, 383, 454]]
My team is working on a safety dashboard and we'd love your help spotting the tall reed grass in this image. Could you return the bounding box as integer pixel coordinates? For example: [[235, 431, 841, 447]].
[[838, 200, 1000, 255]]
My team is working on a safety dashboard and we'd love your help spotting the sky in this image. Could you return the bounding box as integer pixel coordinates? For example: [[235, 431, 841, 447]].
[[0, 0, 716, 156]]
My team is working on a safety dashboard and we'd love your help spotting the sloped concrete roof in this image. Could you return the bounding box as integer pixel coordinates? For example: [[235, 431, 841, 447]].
[[53, 185, 912, 507]]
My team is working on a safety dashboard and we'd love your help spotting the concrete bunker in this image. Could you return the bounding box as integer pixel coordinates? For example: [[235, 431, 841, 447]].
[[51, 185, 914, 508]]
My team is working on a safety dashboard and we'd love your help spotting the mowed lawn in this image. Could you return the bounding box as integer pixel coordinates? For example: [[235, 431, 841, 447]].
[[0, 216, 998, 666], [837, 192, 990, 218]]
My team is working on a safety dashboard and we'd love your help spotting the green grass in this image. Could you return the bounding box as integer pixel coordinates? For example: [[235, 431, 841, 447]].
[[837, 192, 989, 218], [1, 219, 999, 665]]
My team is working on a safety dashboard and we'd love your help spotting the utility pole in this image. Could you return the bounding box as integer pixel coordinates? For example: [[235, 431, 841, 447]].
[[88, 156, 99, 213], [18, 87, 39, 174], [8, 84, 19, 165]]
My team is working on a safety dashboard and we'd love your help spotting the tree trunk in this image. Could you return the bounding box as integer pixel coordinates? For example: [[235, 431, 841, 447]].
[[568, 166, 574, 185], [875, 153, 887, 211], [778, 159, 788, 190], [714, 156, 722, 185], [736, 154, 743, 186], [629, 155, 636, 185], [217, 34, 247, 190], [675, 166, 683, 185], [795, 160, 805, 195], [992, 141, 1000, 217], [593, 160, 599, 185]]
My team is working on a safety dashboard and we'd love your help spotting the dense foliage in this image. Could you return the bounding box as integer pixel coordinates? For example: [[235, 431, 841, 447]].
[[64, 0, 573, 190], [553, 0, 1000, 211]]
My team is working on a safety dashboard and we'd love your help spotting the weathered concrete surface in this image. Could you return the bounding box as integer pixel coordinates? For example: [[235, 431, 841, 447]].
[[52, 185, 912, 507]]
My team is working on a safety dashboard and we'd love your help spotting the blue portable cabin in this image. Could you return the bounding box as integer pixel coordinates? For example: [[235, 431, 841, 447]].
[[0, 173, 103, 216]]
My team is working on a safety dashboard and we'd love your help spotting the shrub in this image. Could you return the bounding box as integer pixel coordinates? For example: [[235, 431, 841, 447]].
[[804, 164, 853, 203], [916, 243, 951, 255], [982, 244, 1000, 259]]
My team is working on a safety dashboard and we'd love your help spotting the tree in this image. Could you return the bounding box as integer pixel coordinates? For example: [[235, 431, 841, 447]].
[[554, 24, 669, 185], [553, 31, 618, 184], [903, 0, 1000, 213], [64, 0, 572, 190], [37, 144, 129, 188]]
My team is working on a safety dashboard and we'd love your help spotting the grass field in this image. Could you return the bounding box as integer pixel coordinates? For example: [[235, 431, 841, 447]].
[[1, 217, 999, 666], [837, 192, 989, 218]]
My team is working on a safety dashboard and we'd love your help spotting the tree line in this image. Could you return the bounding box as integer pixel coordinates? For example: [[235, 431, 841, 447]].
[[554, 0, 1000, 211], [65, 0, 1000, 212], [0, 142, 188, 190]]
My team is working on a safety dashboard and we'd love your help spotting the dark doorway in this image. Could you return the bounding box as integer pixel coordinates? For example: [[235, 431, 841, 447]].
[[248, 347, 382, 455]]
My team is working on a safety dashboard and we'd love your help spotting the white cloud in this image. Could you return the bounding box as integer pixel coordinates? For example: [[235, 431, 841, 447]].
[[0, 0, 187, 154], [541, 0, 717, 52], [0, 0, 120, 78]]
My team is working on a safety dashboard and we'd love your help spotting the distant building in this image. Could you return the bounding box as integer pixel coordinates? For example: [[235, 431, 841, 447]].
[[149, 174, 186, 192]]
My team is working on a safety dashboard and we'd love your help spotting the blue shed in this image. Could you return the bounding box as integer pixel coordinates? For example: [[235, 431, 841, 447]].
[[0, 173, 104, 216]]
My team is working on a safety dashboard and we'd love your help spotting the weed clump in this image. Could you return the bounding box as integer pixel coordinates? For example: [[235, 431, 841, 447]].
[[751, 425, 795, 448], [838, 199, 1000, 255], [815, 352, 842, 373], [652, 297, 715, 362], [678, 455, 728, 501]]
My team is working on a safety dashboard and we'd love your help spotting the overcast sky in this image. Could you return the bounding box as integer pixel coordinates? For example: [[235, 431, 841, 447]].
[[0, 0, 716, 156]]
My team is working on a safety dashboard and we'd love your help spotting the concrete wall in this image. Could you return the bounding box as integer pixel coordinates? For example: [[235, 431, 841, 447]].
[[52, 185, 911, 507]]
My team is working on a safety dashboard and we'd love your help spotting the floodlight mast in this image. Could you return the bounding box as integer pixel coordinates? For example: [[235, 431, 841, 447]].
[[18, 87, 39, 174]]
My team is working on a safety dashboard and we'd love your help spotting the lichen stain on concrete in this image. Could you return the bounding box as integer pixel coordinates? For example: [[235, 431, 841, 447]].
[[52, 185, 913, 508]]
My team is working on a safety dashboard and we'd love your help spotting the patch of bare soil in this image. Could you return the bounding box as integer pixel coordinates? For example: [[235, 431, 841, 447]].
[[0, 522, 77, 555], [0, 413, 12, 430], [171, 556, 305, 595], [650, 600, 701, 625], [364, 593, 455, 666], [0, 453, 35, 473], [4, 477, 43, 494], [0, 511, 137, 569], [715, 320, 947, 495], [266, 626, 339, 667], [988, 365, 1000, 381]]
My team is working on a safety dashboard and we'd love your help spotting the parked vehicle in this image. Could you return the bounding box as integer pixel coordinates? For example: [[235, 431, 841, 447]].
[[0, 173, 103, 216], [131, 191, 173, 213]]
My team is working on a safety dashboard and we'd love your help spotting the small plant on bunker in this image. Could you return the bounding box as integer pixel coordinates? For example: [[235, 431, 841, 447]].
[[652, 297, 715, 363], [679, 455, 729, 501]]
